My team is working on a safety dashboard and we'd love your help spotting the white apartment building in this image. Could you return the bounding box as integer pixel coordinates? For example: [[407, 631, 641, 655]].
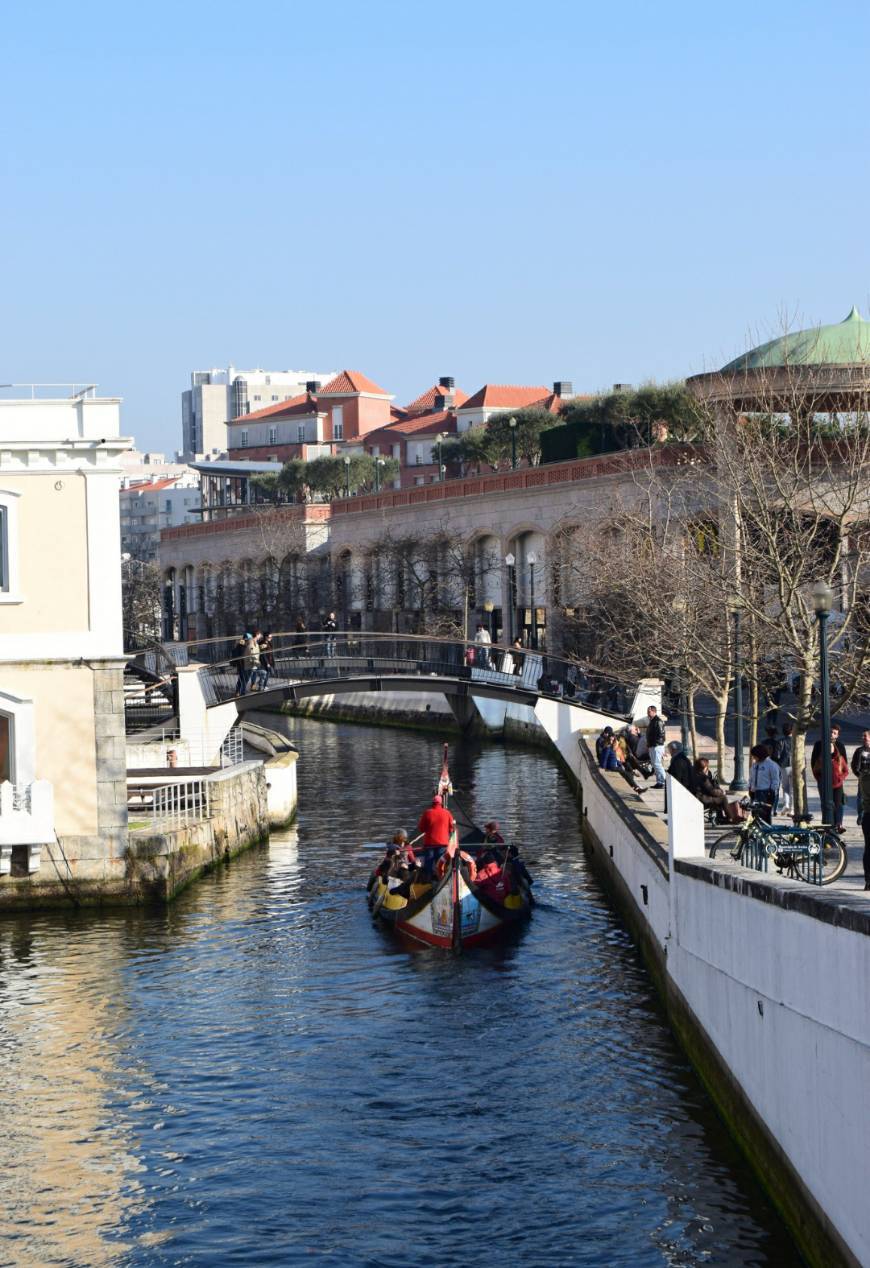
[[120, 473, 201, 561], [181, 365, 336, 458]]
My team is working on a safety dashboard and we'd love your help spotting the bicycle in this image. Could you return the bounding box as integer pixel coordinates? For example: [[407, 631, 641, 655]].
[[708, 801, 848, 885]]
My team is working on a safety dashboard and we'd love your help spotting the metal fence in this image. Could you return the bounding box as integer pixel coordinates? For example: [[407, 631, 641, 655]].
[[220, 722, 245, 768], [127, 778, 211, 829]]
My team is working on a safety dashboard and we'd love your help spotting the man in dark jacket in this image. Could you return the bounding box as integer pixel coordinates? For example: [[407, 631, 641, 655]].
[[666, 741, 695, 793]]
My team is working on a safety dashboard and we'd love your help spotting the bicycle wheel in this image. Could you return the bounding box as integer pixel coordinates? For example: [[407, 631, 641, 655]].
[[708, 826, 740, 858], [793, 830, 848, 885]]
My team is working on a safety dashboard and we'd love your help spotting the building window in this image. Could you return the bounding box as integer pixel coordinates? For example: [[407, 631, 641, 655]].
[[297, 425, 305, 442], [271, 394, 279, 402], [332, 406, 344, 441], [241, 430, 249, 448], [269, 426, 278, 444], [414, 476, 425, 486], [415, 453, 422, 465], [0, 490, 22, 603], [253, 394, 261, 402]]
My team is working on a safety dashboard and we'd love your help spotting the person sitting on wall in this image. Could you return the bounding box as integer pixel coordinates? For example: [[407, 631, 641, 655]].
[[666, 741, 695, 793], [595, 726, 615, 766], [692, 756, 743, 824], [600, 735, 625, 773]]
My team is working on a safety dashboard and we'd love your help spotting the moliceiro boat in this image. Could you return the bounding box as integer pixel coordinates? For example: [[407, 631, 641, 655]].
[[367, 745, 533, 949]]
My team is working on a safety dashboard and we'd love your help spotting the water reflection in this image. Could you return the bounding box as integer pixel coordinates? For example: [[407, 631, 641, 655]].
[[0, 719, 799, 1266]]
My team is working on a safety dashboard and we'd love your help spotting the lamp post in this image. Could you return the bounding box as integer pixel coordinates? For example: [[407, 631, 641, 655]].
[[671, 595, 691, 757], [343, 454, 351, 499], [509, 416, 518, 470], [505, 552, 515, 644], [437, 432, 448, 481], [374, 457, 384, 494], [813, 579, 834, 827], [527, 551, 538, 649], [728, 596, 747, 791]]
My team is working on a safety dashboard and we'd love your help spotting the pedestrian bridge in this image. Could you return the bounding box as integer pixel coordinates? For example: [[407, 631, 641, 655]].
[[126, 632, 661, 778]]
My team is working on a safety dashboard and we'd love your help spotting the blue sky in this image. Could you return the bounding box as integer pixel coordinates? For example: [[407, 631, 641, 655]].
[[1, 0, 868, 452]]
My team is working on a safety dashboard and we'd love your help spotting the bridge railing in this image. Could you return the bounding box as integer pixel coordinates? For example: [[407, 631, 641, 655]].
[[153, 631, 638, 716]]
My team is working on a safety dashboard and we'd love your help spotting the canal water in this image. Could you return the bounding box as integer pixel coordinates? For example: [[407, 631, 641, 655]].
[[0, 719, 800, 1267]]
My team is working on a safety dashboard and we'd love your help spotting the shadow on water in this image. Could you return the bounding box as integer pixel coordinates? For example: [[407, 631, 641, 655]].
[[0, 716, 802, 1267]]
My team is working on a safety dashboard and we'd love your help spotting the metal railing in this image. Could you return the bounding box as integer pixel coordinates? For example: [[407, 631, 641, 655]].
[[159, 630, 639, 716], [220, 722, 245, 767], [127, 778, 211, 829]]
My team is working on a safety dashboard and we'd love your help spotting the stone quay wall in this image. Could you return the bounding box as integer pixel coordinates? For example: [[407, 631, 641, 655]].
[[577, 739, 869, 1268], [0, 761, 272, 909]]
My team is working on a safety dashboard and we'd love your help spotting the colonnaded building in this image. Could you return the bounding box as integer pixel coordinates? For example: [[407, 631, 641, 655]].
[[159, 309, 870, 649]]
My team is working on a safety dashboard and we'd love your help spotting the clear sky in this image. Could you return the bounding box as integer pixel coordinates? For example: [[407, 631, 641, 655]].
[[1, 0, 868, 452]]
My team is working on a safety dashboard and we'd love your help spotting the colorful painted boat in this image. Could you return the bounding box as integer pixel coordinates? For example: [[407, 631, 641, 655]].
[[367, 746, 533, 950]]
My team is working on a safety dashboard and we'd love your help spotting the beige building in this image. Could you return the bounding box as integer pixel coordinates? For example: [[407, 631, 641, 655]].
[[0, 386, 132, 886]]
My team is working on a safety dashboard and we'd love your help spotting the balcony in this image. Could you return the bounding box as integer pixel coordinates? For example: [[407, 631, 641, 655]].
[[0, 780, 54, 873]]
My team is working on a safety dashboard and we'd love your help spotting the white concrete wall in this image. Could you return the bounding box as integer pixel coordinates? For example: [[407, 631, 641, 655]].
[[580, 739, 870, 1266], [671, 873, 870, 1265]]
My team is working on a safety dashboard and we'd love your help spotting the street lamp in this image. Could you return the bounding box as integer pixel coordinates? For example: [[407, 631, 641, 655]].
[[374, 457, 385, 494], [728, 595, 747, 791], [437, 432, 448, 481], [505, 552, 516, 643], [812, 579, 834, 827], [509, 416, 518, 470], [343, 454, 351, 498], [671, 595, 691, 756], [527, 551, 538, 649]]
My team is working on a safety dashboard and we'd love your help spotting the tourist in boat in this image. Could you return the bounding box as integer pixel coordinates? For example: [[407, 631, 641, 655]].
[[416, 794, 456, 875], [390, 829, 418, 867], [483, 820, 505, 844]]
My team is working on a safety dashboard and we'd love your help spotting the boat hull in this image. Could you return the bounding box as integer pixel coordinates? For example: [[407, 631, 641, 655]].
[[370, 860, 531, 949]]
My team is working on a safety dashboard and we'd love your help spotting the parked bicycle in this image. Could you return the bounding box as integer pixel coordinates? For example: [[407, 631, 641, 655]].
[[708, 800, 847, 885]]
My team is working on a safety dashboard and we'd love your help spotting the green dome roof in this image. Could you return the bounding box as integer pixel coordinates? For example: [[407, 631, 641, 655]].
[[722, 307, 870, 372]]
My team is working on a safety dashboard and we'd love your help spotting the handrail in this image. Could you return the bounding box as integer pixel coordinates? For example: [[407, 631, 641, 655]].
[[168, 632, 640, 716], [127, 630, 640, 691]]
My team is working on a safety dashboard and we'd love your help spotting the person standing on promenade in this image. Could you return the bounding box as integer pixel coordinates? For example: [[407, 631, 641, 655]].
[[646, 705, 667, 789], [812, 727, 849, 832], [748, 743, 781, 824], [858, 760, 870, 890], [474, 622, 492, 669], [232, 632, 250, 696], [256, 632, 274, 689], [776, 721, 794, 818], [666, 741, 694, 793], [245, 630, 261, 692], [851, 730, 870, 824]]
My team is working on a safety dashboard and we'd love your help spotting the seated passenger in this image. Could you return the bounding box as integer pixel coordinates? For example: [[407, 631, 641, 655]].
[[483, 820, 505, 844], [390, 829, 417, 867], [475, 857, 512, 904]]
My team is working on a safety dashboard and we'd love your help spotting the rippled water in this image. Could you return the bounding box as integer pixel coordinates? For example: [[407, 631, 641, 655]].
[[0, 719, 799, 1266]]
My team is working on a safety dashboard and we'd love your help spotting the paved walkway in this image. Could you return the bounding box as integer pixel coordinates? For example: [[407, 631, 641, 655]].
[[636, 733, 868, 897]]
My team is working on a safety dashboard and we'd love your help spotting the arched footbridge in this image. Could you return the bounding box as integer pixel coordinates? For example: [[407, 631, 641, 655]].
[[125, 633, 661, 777]]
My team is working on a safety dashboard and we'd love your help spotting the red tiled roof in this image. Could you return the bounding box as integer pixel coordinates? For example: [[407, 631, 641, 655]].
[[124, 477, 182, 492], [405, 384, 469, 413], [318, 370, 390, 396], [229, 393, 319, 425], [383, 410, 458, 436], [458, 384, 552, 411]]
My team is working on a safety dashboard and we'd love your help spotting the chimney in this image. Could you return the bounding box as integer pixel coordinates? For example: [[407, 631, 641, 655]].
[[553, 380, 573, 398], [438, 376, 455, 390], [434, 392, 455, 410], [306, 380, 321, 394]]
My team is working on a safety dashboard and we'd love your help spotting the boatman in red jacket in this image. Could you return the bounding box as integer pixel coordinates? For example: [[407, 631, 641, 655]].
[[417, 795, 456, 876]]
